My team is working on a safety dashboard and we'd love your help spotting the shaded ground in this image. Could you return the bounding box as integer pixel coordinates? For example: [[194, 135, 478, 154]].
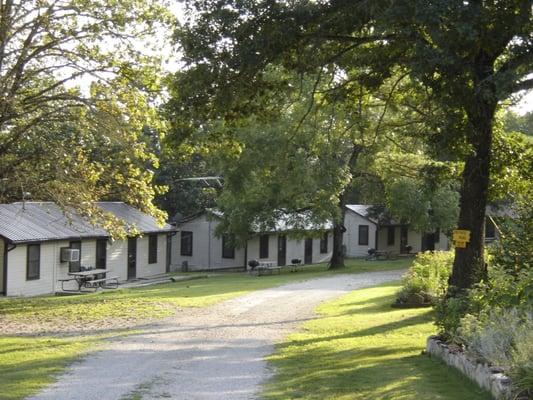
[[27, 270, 404, 400]]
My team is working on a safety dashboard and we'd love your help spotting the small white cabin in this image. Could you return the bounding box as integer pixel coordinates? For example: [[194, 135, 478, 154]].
[[171, 211, 333, 271], [344, 204, 449, 257], [171, 212, 246, 271], [0, 202, 175, 297]]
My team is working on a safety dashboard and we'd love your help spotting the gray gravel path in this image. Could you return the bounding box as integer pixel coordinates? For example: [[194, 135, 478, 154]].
[[28, 269, 403, 400]]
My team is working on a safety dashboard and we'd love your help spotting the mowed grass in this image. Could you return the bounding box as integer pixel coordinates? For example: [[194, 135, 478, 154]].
[[0, 336, 99, 400], [0, 258, 411, 327], [0, 258, 410, 400], [263, 284, 492, 400]]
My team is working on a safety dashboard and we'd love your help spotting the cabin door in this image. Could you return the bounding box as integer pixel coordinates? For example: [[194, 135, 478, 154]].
[[304, 238, 313, 264], [277, 235, 287, 266], [421, 232, 436, 251], [400, 226, 409, 253], [127, 237, 137, 279], [166, 235, 172, 273]]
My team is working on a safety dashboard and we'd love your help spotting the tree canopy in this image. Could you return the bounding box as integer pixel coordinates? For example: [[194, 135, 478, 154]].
[[0, 0, 173, 230], [170, 0, 533, 288]]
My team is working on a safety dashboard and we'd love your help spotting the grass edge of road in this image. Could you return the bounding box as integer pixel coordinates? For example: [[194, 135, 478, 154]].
[[0, 259, 410, 400], [262, 283, 492, 400]]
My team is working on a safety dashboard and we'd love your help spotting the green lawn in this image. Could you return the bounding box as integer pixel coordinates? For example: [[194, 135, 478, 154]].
[[0, 258, 411, 329], [263, 284, 491, 400], [0, 336, 99, 400], [0, 258, 410, 400]]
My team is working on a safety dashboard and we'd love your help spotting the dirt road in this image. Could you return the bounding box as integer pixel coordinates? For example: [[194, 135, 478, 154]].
[[29, 270, 403, 400]]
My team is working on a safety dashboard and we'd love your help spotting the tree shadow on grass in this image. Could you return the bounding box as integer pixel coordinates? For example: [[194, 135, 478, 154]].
[[264, 346, 492, 400]]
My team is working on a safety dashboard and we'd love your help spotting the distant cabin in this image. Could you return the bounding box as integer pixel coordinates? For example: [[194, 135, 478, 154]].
[[171, 210, 332, 271], [0, 202, 175, 297], [344, 204, 449, 257]]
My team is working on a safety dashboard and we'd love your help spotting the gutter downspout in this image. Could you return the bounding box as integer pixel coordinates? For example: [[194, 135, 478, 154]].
[[4, 240, 17, 296], [244, 241, 248, 271], [208, 220, 212, 270]]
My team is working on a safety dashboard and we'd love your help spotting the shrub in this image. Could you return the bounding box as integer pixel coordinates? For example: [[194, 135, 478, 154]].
[[457, 309, 533, 398], [395, 250, 454, 306]]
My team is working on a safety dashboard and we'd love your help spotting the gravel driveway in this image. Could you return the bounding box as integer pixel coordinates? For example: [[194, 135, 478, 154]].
[[28, 269, 403, 400]]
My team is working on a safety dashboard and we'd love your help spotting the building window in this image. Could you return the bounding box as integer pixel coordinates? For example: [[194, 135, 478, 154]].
[[180, 231, 193, 256], [148, 234, 158, 264], [387, 227, 395, 246], [26, 244, 40, 280], [222, 234, 235, 259], [358, 225, 369, 246], [320, 232, 328, 253], [69, 241, 81, 272], [259, 234, 269, 258], [485, 218, 496, 239], [96, 239, 107, 269]]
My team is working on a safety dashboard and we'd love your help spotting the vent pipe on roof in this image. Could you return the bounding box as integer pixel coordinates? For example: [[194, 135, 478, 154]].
[[18, 182, 31, 210]]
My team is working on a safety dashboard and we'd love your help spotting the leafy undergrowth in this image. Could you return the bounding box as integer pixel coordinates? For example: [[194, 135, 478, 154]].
[[263, 284, 492, 400]]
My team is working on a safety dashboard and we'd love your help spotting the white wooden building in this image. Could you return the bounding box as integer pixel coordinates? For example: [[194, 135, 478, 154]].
[[344, 204, 449, 257], [171, 211, 333, 271], [0, 202, 175, 297]]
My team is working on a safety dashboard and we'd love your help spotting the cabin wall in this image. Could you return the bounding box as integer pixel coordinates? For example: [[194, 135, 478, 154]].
[[172, 216, 245, 271], [6, 242, 56, 296], [343, 212, 377, 258], [246, 232, 332, 267]]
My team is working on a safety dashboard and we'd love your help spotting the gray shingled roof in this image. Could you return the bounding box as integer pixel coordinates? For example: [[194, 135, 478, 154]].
[[0, 202, 174, 243]]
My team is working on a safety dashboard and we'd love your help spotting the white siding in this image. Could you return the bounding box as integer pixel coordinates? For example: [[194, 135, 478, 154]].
[[172, 215, 245, 271], [343, 211, 377, 257], [312, 233, 333, 264], [376, 227, 449, 254], [246, 232, 332, 267], [435, 232, 449, 251], [108, 239, 128, 281], [136, 234, 167, 278], [6, 243, 56, 296], [376, 226, 401, 253]]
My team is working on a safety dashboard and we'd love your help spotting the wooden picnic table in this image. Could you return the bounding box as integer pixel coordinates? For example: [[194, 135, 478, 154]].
[[256, 261, 281, 275], [61, 269, 118, 292]]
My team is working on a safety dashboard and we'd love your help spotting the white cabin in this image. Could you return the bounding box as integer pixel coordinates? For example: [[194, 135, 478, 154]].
[[171, 211, 332, 271], [0, 202, 175, 297]]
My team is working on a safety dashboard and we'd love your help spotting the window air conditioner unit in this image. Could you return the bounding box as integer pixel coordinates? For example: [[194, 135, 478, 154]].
[[60, 248, 80, 263]]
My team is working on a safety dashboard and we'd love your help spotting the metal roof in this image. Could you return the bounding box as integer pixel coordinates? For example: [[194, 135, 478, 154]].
[[0, 202, 174, 244], [345, 205, 379, 224], [182, 209, 332, 233]]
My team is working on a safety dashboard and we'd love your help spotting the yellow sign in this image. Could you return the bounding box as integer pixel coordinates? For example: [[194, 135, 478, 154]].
[[453, 229, 471, 242], [454, 240, 467, 248]]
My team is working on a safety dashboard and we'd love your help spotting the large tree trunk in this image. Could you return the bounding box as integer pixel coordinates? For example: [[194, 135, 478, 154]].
[[448, 77, 496, 290], [329, 206, 346, 269], [329, 144, 364, 269]]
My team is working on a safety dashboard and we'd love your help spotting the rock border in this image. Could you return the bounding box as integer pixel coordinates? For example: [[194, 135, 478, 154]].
[[426, 335, 512, 399]]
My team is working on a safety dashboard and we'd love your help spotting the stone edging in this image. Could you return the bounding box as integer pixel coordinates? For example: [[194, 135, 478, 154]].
[[426, 336, 512, 399]]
